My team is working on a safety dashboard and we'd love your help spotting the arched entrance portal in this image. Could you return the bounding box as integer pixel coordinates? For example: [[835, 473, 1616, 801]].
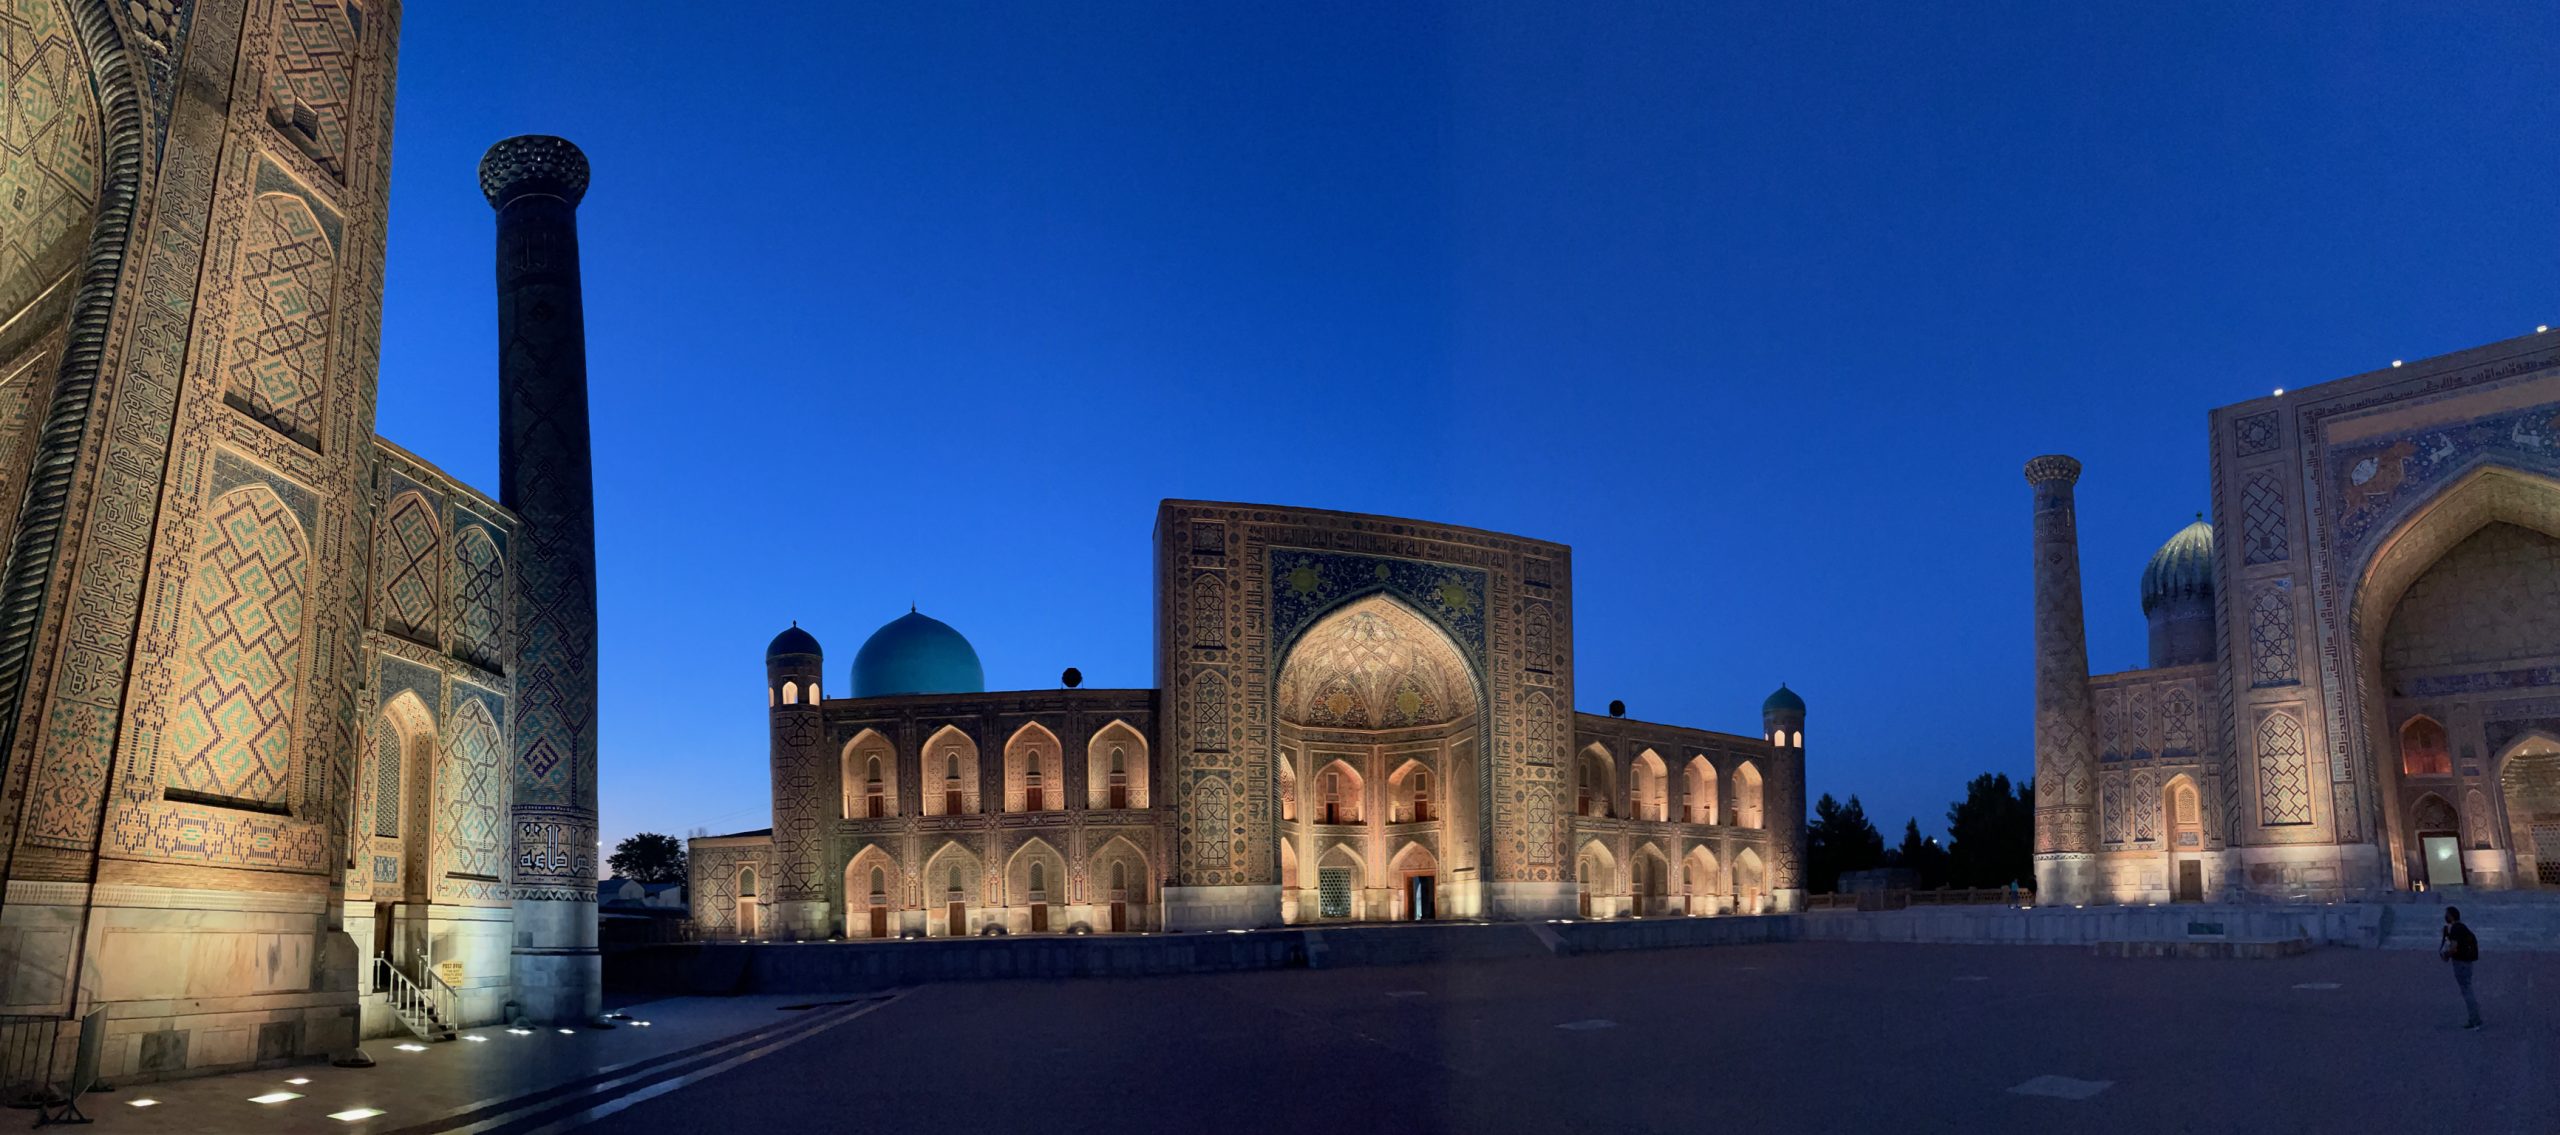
[[2500, 737, 2560, 889], [2359, 466, 2560, 892], [1274, 595, 1482, 923]]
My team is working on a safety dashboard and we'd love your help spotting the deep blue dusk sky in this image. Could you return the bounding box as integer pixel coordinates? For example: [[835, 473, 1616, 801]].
[[373, 4, 2560, 857]]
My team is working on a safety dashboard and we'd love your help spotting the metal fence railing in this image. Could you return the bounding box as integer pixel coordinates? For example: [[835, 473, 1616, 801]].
[[0, 1008, 104, 1125]]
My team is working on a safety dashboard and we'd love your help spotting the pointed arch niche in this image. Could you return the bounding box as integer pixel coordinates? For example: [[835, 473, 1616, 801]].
[[1273, 594, 1483, 922], [2354, 465, 2560, 892]]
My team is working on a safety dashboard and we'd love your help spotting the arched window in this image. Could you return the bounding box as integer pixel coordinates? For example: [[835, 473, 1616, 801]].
[[1279, 759, 1298, 821], [864, 756, 886, 818], [1789, 730, 1801, 748], [1323, 771, 1343, 825], [869, 867, 887, 902], [945, 753, 965, 815], [2400, 718, 2451, 777], [768, 687, 777, 706], [808, 681, 820, 701], [782, 681, 798, 705], [1029, 861, 1047, 896], [1025, 758, 1046, 811], [948, 866, 964, 894], [1411, 771, 1432, 823], [2175, 785, 2199, 825], [1108, 746, 1129, 809], [1110, 861, 1128, 895], [739, 867, 757, 897]]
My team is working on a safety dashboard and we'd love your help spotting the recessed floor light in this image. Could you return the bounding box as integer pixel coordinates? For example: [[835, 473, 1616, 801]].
[[506, 1028, 534, 1035], [329, 1107, 388, 1122], [462, 1034, 488, 1042], [394, 1043, 427, 1052], [249, 1091, 303, 1104], [633, 1021, 651, 1027], [557, 1028, 575, 1035], [127, 1098, 159, 1108], [287, 1077, 312, 1085]]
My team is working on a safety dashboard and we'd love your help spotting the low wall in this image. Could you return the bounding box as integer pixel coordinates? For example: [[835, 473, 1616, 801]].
[[608, 903, 2419, 997], [1790, 903, 2385, 948]]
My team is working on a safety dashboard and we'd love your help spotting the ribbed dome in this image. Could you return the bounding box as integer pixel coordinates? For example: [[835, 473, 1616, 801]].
[[850, 610, 985, 698], [1763, 684, 1805, 715], [766, 623, 821, 659], [2140, 518, 2217, 615]]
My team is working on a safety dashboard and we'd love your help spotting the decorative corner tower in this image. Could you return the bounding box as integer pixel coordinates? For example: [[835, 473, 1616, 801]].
[[483, 136, 603, 1020], [2140, 517, 2218, 669], [1761, 684, 1808, 912], [2025, 455, 2098, 905], [765, 624, 830, 939]]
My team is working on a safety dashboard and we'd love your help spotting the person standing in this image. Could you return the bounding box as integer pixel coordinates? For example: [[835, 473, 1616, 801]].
[[2440, 906, 2482, 1030]]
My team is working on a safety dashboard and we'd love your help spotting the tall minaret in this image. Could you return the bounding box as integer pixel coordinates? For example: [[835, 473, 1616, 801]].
[[1761, 685, 1808, 914], [2025, 455, 2098, 905], [765, 625, 829, 939], [482, 136, 602, 1021]]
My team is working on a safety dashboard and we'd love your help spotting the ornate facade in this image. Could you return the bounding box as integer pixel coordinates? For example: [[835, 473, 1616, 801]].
[[2034, 329, 2560, 902], [0, 0, 600, 1082], [693, 502, 1807, 937]]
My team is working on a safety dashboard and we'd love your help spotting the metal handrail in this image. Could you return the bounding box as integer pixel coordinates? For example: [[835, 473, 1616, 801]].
[[373, 957, 455, 1039]]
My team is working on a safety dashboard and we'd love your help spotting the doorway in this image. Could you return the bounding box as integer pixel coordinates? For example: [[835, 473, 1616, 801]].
[[868, 906, 888, 938], [2422, 834, 2465, 888], [946, 901, 966, 935], [1030, 903, 1049, 933], [1318, 867, 1352, 919], [1406, 875, 1435, 921], [2174, 860, 2203, 902]]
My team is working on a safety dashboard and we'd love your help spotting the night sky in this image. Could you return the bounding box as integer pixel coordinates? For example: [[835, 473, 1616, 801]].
[[372, 4, 2560, 858]]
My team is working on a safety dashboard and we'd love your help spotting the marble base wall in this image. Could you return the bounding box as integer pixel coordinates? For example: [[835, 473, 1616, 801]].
[[509, 897, 601, 1022], [1163, 884, 1282, 930]]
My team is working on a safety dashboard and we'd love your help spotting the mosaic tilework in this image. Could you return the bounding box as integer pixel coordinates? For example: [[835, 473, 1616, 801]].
[[375, 490, 436, 641], [2248, 586, 2297, 687], [163, 484, 309, 806], [2241, 471, 2289, 565], [2024, 457, 2098, 859], [2256, 711, 2311, 825], [369, 718, 397, 835], [259, 0, 356, 178], [0, 0, 101, 325], [220, 191, 334, 447], [451, 526, 503, 671], [2329, 396, 2560, 552], [2233, 410, 2279, 456], [434, 697, 506, 903]]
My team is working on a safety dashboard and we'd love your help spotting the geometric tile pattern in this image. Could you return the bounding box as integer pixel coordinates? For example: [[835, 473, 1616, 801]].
[[375, 491, 437, 642], [371, 719, 400, 836], [434, 698, 507, 903], [2248, 587, 2297, 687], [2131, 769, 2159, 842], [221, 193, 335, 447], [2024, 456, 2098, 859], [260, 0, 357, 179], [2256, 711, 2312, 825], [452, 527, 503, 672], [2241, 471, 2289, 565], [2233, 410, 2279, 457], [162, 484, 309, 807], [0, 0, 102, 326]]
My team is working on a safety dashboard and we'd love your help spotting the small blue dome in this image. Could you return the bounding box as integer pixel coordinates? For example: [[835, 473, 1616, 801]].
[[767, 623, 821, 659], [1763, 683, 1805, 715], [850, 610, 985, 698], [2140, 518, 2216, 615]]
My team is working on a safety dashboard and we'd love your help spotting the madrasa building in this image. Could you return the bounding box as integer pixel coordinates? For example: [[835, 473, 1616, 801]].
[[0, 1, 604, 1081], [690, 502, 1809, 939], [2030, 327, 2560, 904]]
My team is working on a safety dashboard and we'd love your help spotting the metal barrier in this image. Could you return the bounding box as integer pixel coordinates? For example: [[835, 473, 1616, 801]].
[[0, 1008, 102, 1125], [1806, 887, 2033, 912]]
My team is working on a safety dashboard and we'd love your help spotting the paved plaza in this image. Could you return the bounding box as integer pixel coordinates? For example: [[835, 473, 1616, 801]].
[[583, 941, 2552, 1135], [49, 940, 2556, 1133]]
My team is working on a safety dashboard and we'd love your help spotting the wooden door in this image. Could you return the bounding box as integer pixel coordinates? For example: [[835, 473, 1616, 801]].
[[869, 907, 888, 938], [945, 789, 964, 815], [946, 901, 966, 936], [1109, 901, 1126, 932], [1031, 903, 1048, 933], [2175, 860, 2203, 902]]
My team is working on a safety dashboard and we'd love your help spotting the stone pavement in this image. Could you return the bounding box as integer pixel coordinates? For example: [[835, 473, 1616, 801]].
[[583, 941, 2560, 1135], [56, 993, 895, 1134]]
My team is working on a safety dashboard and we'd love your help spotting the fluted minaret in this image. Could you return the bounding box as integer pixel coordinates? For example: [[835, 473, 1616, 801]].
[[483, 136, 602, 1021], [2025, 456, 2098, 905]]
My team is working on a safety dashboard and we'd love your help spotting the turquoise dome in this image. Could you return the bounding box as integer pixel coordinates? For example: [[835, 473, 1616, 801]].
[[2140, 518, 2216, 615], [850, 610, 985, 698], [1763, 683, 1805, 715]]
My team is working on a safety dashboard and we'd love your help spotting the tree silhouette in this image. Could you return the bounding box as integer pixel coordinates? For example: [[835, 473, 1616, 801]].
[[1945, 773, 2034, 889], [608, 832, 688, 884], [1806, 792, 1885, 893]]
